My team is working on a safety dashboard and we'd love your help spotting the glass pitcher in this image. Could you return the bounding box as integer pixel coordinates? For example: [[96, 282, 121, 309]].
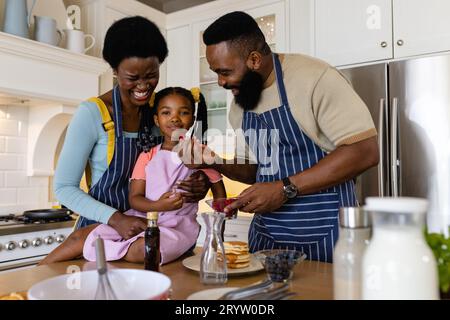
[[362, 197, 439, 299], [200, 212, 227, 285]]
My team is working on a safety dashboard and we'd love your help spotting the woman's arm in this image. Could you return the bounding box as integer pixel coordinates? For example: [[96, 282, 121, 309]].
[[54, 103, 118, 224]]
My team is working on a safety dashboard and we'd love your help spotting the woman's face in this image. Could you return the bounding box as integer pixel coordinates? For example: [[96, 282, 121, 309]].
[[154, 94, 195, 141], [115, 56, 160, 107]]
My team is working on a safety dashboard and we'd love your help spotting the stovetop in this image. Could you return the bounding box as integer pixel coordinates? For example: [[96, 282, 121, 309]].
[[0, 214, 74, 227]]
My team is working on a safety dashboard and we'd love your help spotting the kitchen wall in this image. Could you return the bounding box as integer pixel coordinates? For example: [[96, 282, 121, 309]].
[[0, 105, 49, 215]]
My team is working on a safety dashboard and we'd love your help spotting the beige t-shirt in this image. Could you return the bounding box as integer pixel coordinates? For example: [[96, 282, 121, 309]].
[[229, 53, 377, 157]]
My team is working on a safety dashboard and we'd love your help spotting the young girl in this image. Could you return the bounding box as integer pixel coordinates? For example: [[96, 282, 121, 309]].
[[39, 87, 226, 265]]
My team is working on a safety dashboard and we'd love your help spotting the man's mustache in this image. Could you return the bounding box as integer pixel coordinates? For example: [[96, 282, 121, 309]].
[[223, 84, 239, 90]]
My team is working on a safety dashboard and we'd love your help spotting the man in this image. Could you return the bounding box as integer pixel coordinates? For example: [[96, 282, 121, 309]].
[[182, 11, 378, 262]]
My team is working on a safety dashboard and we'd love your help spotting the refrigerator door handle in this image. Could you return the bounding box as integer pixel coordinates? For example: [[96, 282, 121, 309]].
[[391, 97, 399, 197], [377, 98, 386, 197]]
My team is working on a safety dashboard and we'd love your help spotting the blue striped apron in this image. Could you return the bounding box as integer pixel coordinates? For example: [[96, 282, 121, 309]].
[[75, 86, 140, 229], [242, 54, 357, 263]]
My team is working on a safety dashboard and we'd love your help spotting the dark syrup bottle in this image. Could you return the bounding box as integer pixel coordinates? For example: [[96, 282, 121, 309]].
[[144, 212, 160, 271]]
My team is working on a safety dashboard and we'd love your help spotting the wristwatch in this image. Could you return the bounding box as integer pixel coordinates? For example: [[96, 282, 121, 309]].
[[282, 177, 298, 199]]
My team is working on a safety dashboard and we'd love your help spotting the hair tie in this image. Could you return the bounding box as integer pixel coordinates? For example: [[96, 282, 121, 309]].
[[190, 87, 201, 103], [149, 91, 156, 107]]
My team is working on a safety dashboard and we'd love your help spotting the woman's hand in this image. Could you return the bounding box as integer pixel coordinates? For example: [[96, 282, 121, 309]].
[[176, 170, 211, 203], [107, 211, 147, 240], [157, 191, 184, 211]]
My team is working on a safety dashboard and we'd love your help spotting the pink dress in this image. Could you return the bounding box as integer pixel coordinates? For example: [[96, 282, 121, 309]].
[[83, 144, 221, 264]]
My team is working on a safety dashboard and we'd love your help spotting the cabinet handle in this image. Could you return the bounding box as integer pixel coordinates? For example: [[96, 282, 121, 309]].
[[396, 39, 404, 46], [224, 234, 238, 238], [380, 41, 388, 48]]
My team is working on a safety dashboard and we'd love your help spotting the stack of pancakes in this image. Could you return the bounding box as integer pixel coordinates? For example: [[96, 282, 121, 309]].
[[223, 241, 250, 269]]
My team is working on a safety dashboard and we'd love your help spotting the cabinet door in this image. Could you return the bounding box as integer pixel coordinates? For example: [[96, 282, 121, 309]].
[[315, 0, 392, 66], [393, 0, 450, 58]]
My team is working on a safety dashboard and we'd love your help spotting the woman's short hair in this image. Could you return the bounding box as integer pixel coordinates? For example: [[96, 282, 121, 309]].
[[103, 16, 168, 69]]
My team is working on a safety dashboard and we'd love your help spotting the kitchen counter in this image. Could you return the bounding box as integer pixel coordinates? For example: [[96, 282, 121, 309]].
[[0, 249, 333, 300]]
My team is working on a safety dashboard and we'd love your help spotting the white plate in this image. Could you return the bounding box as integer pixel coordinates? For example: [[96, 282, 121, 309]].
[[182, 254, 264, 276], [187, 287, 240, 300]]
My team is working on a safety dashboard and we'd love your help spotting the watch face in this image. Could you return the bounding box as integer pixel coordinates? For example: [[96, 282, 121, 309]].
[[284, 185, 298, 199]]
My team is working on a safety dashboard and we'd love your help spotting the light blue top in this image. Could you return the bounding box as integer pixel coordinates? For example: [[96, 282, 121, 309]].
[[54, 101, 138, 224]]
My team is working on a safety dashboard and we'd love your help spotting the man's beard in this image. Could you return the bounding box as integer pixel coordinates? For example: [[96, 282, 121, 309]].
[[229, 70, 264, 111]]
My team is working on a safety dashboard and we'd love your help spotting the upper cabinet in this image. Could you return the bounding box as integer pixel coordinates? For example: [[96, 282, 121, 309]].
[[393, 0, 450, 58], [314, 0, 450, 66], [315, 0, 393, 66]]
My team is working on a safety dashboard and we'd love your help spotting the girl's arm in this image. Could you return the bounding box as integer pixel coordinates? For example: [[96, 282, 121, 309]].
[[128, 180, 183, 212]]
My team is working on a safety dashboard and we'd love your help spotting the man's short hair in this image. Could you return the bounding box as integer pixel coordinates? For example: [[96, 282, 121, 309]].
[[103, 16, 168, 69], [203, 11, 270, 57]]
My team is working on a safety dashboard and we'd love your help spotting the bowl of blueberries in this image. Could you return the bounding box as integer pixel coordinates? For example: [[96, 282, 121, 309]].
[[254, 249, 307, 282]]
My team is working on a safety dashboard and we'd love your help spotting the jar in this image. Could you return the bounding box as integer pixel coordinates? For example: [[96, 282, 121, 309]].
[[333, 207, 371, 300], [362, 197, 439, 299], [199, 212, 227, 285]]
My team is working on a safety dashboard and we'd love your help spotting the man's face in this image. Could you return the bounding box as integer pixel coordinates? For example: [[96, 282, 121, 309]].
[[206, 42, 264, 110]]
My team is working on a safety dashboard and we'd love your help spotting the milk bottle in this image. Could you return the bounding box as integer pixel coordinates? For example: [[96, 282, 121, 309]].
[[333, 207, 371, 300], [362, 197, 439, 300]]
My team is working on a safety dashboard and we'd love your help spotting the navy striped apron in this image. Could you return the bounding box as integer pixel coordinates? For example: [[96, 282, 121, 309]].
[[242, 54, 357, 263], [75, 86, 140, 229]]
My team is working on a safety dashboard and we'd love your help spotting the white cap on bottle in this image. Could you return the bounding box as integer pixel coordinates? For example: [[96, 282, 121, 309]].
[[364, 197, 428, 214]]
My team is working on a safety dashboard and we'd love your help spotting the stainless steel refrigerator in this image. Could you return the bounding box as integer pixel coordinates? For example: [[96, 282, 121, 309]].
[[340, 53, 450, 233]]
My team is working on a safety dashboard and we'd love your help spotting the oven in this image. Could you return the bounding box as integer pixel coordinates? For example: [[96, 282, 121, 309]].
[[0, 209, 75, 272]]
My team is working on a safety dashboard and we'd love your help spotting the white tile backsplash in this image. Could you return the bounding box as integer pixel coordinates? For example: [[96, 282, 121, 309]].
[[0, 188, 17, 205], [5, 171, 28, 188], [0, 137, 4, 153], [0, 105, 50, 214], [5, 137, 27, 153], [0, 119, 18, 136]]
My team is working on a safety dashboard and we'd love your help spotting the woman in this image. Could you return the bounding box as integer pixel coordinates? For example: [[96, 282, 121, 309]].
[[54, 16, 210, 240]]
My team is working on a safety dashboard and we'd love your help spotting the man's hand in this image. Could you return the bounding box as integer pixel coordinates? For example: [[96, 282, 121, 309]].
[[224, 181, 286, 214], [107, 211, 147, 240], [176, 138, 217, 169], [176, 170, 212, 203]]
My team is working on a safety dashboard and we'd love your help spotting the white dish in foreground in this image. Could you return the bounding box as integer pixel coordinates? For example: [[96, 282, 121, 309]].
[[187, 287, 239, 300], [28, 269, 171, 300], [182, 254, 264, 276]]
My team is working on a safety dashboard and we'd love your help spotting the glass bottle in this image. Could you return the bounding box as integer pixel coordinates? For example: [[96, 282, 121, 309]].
[[333, 207, 371, 300], [362, 197, 439, 300], [200, 212, 227, 284], [144, 212, 160, 272]]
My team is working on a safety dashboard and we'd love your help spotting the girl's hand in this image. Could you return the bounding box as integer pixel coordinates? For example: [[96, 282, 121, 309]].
[[157, 191, 184, 211]]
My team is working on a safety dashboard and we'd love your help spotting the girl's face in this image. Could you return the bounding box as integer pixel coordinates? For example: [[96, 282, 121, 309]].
[[154, 94, 195, 140], [114, 56, 160, 107]]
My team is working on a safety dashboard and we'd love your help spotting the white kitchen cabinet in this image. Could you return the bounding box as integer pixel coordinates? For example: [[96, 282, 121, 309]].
[[314, 0, 393, 66], [393, 0, 450, 58], [314, 0, 450, 66]]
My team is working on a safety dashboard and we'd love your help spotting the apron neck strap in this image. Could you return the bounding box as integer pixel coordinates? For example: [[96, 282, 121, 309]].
[[273, 53, 289, 107], [112, 85, 124, 138]]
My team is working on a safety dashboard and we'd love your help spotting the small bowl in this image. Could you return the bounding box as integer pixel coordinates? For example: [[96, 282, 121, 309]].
[[205, 197, 239, 219], [28, 269, 171, 300], [254, 249, 307, 282]]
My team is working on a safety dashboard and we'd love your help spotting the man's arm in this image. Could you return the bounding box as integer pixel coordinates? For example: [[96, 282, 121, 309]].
[[211, 161, 257, 185], [290, 136, 379, 194], [225, 136, 379, 214]]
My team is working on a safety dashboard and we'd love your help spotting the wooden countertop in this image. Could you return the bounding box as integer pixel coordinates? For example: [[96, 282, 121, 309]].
[[0, 250, 333, 300]]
